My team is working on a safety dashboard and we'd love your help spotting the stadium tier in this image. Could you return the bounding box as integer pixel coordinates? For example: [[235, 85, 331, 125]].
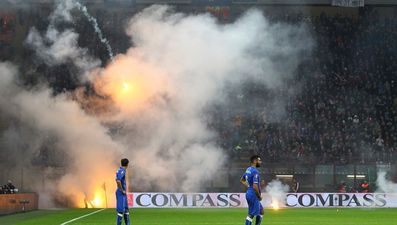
[[0, 0, 397, 224]]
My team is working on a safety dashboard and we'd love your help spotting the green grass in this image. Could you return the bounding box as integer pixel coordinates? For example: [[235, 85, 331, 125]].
[[0, 208, 396, 225]]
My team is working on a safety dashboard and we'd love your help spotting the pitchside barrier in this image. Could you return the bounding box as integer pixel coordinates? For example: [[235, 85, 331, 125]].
[[0, 193, 38, 215], [127, 193, 397, 208]]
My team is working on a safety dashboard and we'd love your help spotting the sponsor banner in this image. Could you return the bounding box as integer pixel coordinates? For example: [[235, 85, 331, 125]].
[[127, 193, 397, 208], [128, 193, 245, 208], [285, 193, 391, 208]]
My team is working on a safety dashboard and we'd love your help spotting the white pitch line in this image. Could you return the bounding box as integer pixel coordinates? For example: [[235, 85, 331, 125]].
[[60, 208, 106, 225]]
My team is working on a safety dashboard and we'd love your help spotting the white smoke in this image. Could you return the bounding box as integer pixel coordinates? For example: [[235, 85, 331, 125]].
[[0, 62, 124, 207], [1, 1, 314, 206], [74, 1, 114, 60], [25, 0, 100, 75], [376, 171, 397, 193], [86, 5, 312, 191], [50, 0, 76, 22], [265, 179, 290, 207]]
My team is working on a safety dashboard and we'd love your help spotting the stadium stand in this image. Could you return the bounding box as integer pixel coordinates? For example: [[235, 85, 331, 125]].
[[0, 2, 396, 192]]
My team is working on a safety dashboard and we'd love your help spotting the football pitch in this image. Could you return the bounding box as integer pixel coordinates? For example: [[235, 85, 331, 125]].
[[1, 208, 397, 225]]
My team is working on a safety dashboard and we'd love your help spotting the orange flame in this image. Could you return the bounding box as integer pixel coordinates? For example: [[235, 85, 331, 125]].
[[63, 175, 116, 208], [90, 189, 106, 208], [92, 55, 169, 114]]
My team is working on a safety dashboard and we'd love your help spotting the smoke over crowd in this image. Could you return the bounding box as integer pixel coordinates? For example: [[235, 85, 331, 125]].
[[0, 0, 312, 207]]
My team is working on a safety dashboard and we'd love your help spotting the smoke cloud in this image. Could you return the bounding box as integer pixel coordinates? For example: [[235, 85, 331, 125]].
[[265, 179, 290, 208], [0, 1, 313, 207], [0, 62, 124, 207], [376, 171, 397, 193], [25, 0, 100, 75], [87, 5, 313, 191]]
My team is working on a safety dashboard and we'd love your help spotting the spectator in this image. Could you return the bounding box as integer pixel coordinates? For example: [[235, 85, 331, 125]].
[[360, 180, 370, 193], [338, 182, 347, 193], [291, 178, 300, 193], [0, 180, 17, 194], [7, 180, 15, 191]]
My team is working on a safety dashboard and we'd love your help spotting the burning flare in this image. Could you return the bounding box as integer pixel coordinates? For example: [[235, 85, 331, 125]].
[[90, 189, 106, 208], [122, 82, 130, 92], [271, 200, 280, 210], [92, 55, 169, 114]]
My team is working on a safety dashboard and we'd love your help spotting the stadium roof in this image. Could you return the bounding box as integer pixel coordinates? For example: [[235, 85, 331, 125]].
[[0, 0, 396, 5]]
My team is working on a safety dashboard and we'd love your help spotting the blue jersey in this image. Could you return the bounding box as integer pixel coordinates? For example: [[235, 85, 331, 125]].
[[242, 166, 261, 195], [115, 167, 127, 192]]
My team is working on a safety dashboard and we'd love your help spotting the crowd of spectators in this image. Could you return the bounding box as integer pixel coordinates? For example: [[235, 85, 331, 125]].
[[338, 180, 370, 193], [0, 180, 17, 194], [0, 13, 16, 61], [217, 9, 397, 165], [1, 5, 397, 166]]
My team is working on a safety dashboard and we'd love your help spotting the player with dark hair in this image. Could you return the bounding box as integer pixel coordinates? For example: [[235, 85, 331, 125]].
[[240, 155, 263, 225], [115, 158, 130, 225]]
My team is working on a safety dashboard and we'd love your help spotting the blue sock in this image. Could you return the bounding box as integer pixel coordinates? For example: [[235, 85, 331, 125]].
[[117, 212, 123, 225], [255, 215, 263, 225], [245, 216, 253, 225], [124, 211, 130, 225]]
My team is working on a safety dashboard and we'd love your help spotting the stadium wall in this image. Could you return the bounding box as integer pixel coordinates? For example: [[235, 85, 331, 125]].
[[127, 192, 397, 208], [0, 193, 38, 215]]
